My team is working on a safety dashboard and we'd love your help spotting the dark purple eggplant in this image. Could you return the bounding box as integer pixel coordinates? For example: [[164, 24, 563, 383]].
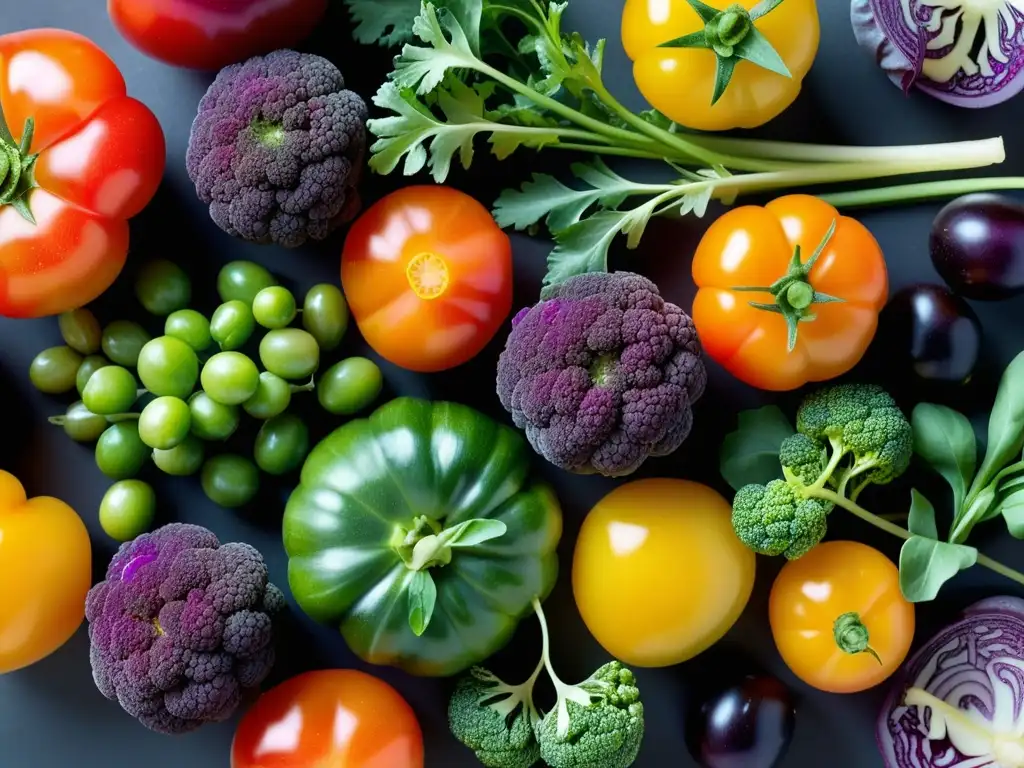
[[879, 284, 981, 385], [685, 676, 796, 768], [931, 193, 1024, 300]]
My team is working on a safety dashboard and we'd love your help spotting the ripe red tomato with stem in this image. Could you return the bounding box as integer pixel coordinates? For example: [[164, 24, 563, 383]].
[[0, 29, 165, 318], [108, 0, 329, 71]]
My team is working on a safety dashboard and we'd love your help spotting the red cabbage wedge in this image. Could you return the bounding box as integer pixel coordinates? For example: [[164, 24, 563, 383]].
[[852, 0, 1024, 108], [878, 596, 1024, 767]]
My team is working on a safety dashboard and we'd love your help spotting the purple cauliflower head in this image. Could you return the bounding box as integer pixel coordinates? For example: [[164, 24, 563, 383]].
[[497, 271, 707, 477], [186, 49, 368, 248], [85, 523, 286, 735]]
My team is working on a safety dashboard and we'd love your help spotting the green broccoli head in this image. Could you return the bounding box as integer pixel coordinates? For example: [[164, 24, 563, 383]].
[[732, 480, 831, 560], [796, 383, 912, 486], [536, 661, 644, 768], [779, 433, 827, 486], [448, 666, 542, 768]]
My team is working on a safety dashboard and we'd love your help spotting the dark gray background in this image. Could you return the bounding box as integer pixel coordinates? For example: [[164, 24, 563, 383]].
[[2, 1, 1023, 766]]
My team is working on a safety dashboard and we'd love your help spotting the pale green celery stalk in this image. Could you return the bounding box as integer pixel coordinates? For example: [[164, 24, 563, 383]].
[[820, 176, 1024, 208]]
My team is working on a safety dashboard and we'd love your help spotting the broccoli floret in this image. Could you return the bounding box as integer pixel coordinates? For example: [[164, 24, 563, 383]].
[[732, 480, 831, 560], [449, 666, 543, 768], [84, 524, 284, 734], [779, 433, 827, 486], [186, 50, 368, 248], [496, 271, 707, 477], [796, 383, 912, 487]]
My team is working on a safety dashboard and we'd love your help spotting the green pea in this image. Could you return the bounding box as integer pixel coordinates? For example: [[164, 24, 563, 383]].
[[188, 391, 240, 441], [30, 346, 83, 395], [201, 455, 260, 509], [211, 301, 255, 351], [254, 413, 310, 476], [252, 286, 297, 329], [101, 321, 152, 368], [243, 371, 292, 420], [217, 261, 277, 306], [95, 422, 149, 480], [82, 366, 139, 415], [302, 284, 349, 352], [138, 396, 191, 450], [165, 309, 212, 352], [201, 352, 260, 405], [76, 355, 110, 398], [259, 329, 320, 380], [135, 260, 191, 316], [152, 435, 205, 477], [58, 309, 102, 355], [317, 357, 384, 416], [99, 480, 156, 542], [136, 336, 199, 399], [52, 401, 109, 443]]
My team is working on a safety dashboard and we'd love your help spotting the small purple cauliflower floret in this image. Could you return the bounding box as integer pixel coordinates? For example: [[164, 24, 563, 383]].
[[85, 523, 285, 735], [186, 49, 368, 248], [497, 271, 708, 477]]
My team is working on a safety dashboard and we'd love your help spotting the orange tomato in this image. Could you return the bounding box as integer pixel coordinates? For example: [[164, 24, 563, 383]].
[[769, 540, 915, 694], [692, 195, 888, 391], [572, 479, 756, 667], [0, 29, 165, 318], [231, 669, 424, 768], [0, 470, 92, 673], [341, 186, 513, 373]]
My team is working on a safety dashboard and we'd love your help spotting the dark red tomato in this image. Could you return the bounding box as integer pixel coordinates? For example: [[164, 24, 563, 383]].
[[108, 0, 328, 71], [231, 669, 424, 768]]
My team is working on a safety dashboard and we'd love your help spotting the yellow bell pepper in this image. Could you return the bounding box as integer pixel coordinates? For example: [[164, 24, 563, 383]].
[[0, 471, 92, 673], [621, 0, 820, 132]]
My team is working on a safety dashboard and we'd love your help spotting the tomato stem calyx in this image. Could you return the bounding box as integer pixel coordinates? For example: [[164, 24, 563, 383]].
[[660, 0, 793, 105], [0, 117, 39, 224], [833, 611, 882, 665], [731, 218, 845, 351]]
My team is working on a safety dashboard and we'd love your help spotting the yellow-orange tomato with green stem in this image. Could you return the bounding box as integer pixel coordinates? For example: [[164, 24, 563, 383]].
[[769, 540, 915, 694], [572, 478, 756, 667], [231, 669, 424, 768], [341, 186, 513, 373], [0, 470, 92, 673]]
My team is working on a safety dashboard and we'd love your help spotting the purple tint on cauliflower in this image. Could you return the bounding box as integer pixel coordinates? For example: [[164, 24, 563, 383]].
[[496, 271, 708, 477], [85, 523, 285, 735], [186, 50, 368, 248]]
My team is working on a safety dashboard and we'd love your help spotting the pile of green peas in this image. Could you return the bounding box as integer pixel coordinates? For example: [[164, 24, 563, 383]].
[[31, 259, 385, 541]]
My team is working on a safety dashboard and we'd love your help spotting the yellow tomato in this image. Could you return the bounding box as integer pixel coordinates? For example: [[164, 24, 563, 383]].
[[621, 0, 820, 131], [769, 541, 915, 694], [0, 471, 92, 673], [572, 478, 755, 667]]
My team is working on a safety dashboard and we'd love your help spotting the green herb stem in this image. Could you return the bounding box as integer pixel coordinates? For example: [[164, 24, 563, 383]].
[[820, 176, 1024, 209], [551, 142, 675, 160], [689, 135, 1005, 165], [814, 487, 1024, 588]]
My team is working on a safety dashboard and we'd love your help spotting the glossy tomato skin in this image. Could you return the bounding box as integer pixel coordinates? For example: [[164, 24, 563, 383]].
[[341, 186, 513, 373], [0, 471, 92, 674], [231, 669, 424, 768], [0, 29, 165, 318], [109, 0, 328, 71], [572, 479, 756, 667], [769, 541, 915, 694], [692, 195, 888, 392]]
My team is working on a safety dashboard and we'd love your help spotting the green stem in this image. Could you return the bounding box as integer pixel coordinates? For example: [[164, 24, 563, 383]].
[[552, 141, 683, 161], [807, 439, 847, 494], [832, 611, 882, 665], [812, 487, 1024, 587], [689, 135, 1005, 165], [820, 176, 1024, 209], [290, 376, 316, 394]]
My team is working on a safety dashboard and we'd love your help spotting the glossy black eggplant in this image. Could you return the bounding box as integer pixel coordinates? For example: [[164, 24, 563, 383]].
[[878, 284, 982, 385], [686, 675, 796, 768], [931, 193, 1024, 300]]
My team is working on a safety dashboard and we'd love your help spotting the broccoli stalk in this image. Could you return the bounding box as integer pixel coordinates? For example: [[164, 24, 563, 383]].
[[449, 598, 645, 768]]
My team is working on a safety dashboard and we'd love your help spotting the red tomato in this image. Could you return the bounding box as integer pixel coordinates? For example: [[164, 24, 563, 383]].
[[0, 29, 165, 318], [341, 186, 513, 373], [231, 669, 424, 768], [108, 0, 328, 71]]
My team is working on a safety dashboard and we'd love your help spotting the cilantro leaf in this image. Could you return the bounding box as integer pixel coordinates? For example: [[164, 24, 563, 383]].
[[345, 0, 484, 55], [543, 210, 632, 293], [394, 3, 481, 94]]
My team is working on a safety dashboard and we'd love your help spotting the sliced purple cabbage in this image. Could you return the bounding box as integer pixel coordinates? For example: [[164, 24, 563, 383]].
[[851, 0, 1024, 108], [878, 596, 1024, 767]]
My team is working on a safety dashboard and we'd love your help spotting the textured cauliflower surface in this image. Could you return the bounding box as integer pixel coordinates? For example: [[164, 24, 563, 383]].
[[186, 50, 368, 247], [496, 271, 707, 476], [85, 523, 285, 734]]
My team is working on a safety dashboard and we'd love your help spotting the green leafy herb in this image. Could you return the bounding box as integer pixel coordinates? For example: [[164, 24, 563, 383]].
[[911, 403, 976, 513], [719, 405, 795, 491], [407, 570, 437, 636], [899, 535, 978, 603]]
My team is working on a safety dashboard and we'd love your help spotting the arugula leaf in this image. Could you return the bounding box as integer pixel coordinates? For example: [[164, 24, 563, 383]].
[[907, 488, 939, 539], [899, 534, 977, 603], [912, 402, 977, 514], [493, 160, 637, 232], [719, 406, 795, 492], [1000, 488, 1024, 539]]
